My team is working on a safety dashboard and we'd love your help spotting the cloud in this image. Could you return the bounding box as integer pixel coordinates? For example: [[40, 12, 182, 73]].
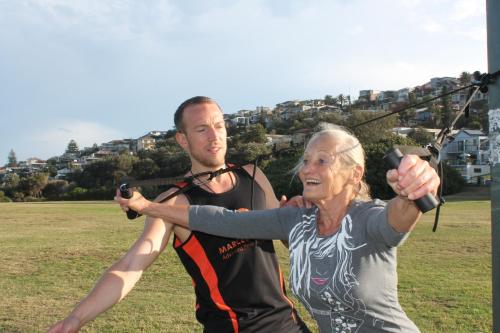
[[31, 120, 124, 158], [420, 18, 443, 33], [450, 0, 484, 21], [5, 0, 180, 42], [348, 25, 365, 35], [0, 0, 488, 165]]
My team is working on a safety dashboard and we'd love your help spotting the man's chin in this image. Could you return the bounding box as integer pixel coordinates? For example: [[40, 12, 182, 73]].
[[195, 157, 226, 169]]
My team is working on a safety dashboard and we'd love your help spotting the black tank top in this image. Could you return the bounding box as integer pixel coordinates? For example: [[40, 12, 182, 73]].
[[173, 168, 309, 333]]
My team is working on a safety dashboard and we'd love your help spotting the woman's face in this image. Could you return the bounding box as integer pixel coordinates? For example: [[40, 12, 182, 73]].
[[298, 135, 354, 202]]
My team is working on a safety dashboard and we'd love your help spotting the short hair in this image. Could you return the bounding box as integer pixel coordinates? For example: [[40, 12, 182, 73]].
[[174, 96, 222, 132]]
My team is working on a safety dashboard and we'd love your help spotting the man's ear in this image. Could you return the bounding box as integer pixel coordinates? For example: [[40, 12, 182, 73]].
[[176, 132, 189, 150]]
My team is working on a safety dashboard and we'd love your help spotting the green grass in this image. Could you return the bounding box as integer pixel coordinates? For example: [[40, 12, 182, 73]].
[[0, 200, 492, 332]]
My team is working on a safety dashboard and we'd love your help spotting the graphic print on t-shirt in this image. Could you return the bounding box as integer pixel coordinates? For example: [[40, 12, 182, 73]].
[[288, 212, 379, 333]]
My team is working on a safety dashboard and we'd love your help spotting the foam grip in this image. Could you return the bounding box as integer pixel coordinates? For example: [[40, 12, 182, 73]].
[[119, 183, 141, 220], [384, 148, 439, 213]]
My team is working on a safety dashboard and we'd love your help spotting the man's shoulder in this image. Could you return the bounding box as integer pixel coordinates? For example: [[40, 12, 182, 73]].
[[154, 186, 190, 205]]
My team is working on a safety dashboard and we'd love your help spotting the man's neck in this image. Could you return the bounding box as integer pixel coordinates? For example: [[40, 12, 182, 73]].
[[190, 165, 226, 175], [189, 163, 234, 194]]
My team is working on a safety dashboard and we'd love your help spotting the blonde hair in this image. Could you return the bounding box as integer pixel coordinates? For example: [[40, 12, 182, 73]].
[[296, 123, 371, 201]]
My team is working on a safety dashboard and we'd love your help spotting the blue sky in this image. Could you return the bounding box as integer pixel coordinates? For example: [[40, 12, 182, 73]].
[[0, 0, 487, 164]]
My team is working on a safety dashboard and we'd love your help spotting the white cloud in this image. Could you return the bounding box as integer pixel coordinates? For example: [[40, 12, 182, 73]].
[[32, 120, 124, 158], [420, 17, 444, 33], [455, 25, 487, 42], [450, 0, 484, 21], [348, 25, 365, 35], [14, 0, 180, 42], [399, 0, 421, 8]]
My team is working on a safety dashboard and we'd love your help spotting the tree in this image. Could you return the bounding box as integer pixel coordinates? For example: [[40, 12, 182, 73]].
[[440, 86, 453, 127], [346, 95, 352, 112], [399, 92, 417, 126], [441, 163, 466, 195], [337, 94, 348, 111], [7, 149, 17, 167], [345, 110, 398, 145], [317, 112, 343, 126], [65, 139, 79, 155], [18, 173, 49, 199], [0, 190, 12, 202], [42, 180, 69, 200], [227, 142, 271, 167], [3, 173, 20, 190], [114, 153, 138, 183], [363, 135, 417, 199], [407, 127, 435, 146], [131, 158, 160, 180], [263, 148, 304, 198], [324, 95, 335, 105], [458, 71, 472, 86], [241, 124, 267, 144]]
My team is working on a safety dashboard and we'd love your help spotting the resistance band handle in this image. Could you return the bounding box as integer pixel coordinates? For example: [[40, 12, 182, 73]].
[[384, 148, 439, 213], [119, 183, 142, 220]]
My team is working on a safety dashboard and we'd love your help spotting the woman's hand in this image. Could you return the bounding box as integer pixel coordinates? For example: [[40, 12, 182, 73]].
[[386, 155, 440, 201], [279, 195, 314, 208], [114, 189, 152, 214]]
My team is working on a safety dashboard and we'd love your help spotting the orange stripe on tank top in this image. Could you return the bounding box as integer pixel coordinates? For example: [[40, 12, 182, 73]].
[[279, 266, 298, 323], [183, 235, 239, 333]]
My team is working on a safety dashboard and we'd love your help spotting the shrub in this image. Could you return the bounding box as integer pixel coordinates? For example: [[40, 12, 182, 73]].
[[441, 163, 466, 195], [0, 190, 12, 202]]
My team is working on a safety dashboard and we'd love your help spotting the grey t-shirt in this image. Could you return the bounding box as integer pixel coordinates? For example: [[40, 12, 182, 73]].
[[189, 200, 420, 333]]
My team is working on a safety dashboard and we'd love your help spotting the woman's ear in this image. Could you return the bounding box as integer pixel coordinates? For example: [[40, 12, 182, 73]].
[[351, 165, 364, 185]]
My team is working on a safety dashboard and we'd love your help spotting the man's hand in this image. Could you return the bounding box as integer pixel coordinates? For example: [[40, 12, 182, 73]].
[[279, 195, 314, 208], [47, 315, 81, 333], [114, 189, 152, 214], [386, 155, 440, 201]]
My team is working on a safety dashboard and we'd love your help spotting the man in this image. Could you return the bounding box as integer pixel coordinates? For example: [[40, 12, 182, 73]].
[[48, 96, 310, 333]]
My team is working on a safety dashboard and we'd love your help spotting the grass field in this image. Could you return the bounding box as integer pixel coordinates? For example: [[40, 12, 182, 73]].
[[0, 199, 492, 332]]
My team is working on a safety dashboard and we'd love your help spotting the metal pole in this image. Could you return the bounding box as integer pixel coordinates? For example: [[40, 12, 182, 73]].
[[487, 0, 500, 331]]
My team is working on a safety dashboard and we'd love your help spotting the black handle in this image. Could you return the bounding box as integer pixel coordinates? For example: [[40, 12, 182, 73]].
[[384, 148, 439, 213], [119, 183, 142, 220]]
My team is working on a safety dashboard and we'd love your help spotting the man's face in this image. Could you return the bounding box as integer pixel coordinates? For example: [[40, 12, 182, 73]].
[[176, 102, 227, 169]]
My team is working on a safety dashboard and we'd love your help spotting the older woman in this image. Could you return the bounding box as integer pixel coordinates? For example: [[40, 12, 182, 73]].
[[116, 124, 439, 333]]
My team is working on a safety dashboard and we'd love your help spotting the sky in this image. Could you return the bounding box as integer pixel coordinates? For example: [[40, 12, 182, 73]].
[[0, 0, 487, 165]]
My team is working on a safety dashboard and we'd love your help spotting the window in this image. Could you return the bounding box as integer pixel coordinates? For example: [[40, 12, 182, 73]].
[[473, 168, 481, 173]]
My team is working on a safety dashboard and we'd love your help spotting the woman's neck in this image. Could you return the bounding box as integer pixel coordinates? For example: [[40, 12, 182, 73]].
[[315, 190, 355, 236]]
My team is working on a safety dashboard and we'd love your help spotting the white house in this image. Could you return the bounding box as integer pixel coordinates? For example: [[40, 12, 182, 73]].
[[442, 129, 490, 183]]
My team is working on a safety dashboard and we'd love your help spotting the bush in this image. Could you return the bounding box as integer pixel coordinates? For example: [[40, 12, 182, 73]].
[[264, 148, 304, 198], [364, 135, 418, 200], [0, 190, 12, 202], [12, 191, 25, 202], [441, 163, 466, 195], [23, 196, 45, 202], [62, 186, 115, 201], [42, 180, 69, 200]]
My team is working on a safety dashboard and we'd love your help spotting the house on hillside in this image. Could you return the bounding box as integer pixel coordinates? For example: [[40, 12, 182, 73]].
[[266, 134, 292, 150], [396, 88, 413, 103], [441, 129, 490, 183], [136, 134, 156, 151], [429, 77, 458, 91], [101, 139, 134, 154], [358, 90, 380, 103], [25, 158, 47, 172], [413, 107, 432, 124], [292, 129, 313, 147]]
